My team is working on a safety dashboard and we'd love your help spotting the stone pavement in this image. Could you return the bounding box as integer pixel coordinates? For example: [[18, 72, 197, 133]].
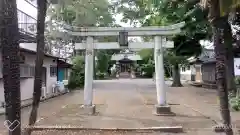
[[166, 82, 240, 128], [31, 79, 228, 134], [1, 79, 239, 135], [0, 92, 68, 115], [31, 130, 220, 135], [0, 92, 77, 135]]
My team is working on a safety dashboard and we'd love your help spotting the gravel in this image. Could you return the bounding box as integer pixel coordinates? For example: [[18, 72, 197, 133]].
[[31, 129, 221, 135]]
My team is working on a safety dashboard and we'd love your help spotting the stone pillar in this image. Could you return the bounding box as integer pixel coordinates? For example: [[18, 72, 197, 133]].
[[154, 36, 174, 116], [131, 61, 136, 79], [116, 61, 120, 78], [82, 36, 95, 114]]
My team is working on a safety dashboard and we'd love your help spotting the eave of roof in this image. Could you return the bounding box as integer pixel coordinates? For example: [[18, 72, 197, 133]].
[[19, 47, 60, 59]]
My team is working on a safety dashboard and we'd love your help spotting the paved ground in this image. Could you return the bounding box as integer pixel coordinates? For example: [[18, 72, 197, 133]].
[[31, 130, 220, 135], [34, 79, 214, 129], [166, 82, 240, 126], [0, 92, 78, 135], [0, 79, 240, 135], [32, 79, 229, 135]]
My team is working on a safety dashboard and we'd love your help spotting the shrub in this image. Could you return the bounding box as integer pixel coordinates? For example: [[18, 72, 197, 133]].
[[96, 71, 107, 79], [139, 63, 154, 78], [229, 96, 240, 111], [229, 91, 240, 111], [68, 56, 85, 90], [235, 77, 240, 85]]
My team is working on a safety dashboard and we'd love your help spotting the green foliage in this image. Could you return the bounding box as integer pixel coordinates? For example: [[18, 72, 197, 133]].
[[96, 50, 110, 73], [112, 0, 149, 23], [163, 50, 188, 66], [235, 76, 240, 85], [199, 0, 240, 17], [116, 0, 209, 57], [140, 63, 154, 77], [96, 71, 107, 80], [95, 49, 120, 79], [68, 56, 85, 89], [48, 0, 114, 26], [137, 49, 154, 77], [138, 49, 153, 62], [173, 34, 203, 56], [229, 91, 240, 111]]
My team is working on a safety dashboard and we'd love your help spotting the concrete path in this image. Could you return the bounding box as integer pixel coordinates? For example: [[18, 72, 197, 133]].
[[32, 79, 222, 134], [167, 83, 240, 127], [1, 79, 238, 135], [0, 92, 78, 135]]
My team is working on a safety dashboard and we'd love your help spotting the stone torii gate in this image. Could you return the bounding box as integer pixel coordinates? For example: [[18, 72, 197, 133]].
[[70, 22, 185, 115]]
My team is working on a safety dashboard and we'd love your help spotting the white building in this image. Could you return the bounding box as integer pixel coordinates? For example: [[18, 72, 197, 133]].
[[0, 43, 72, 107], [0, 2, 72, 107]]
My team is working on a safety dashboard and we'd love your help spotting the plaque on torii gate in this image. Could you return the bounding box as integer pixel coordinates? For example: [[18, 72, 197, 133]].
[[118, 31, 128, 48], [60, 22, 185, 116]]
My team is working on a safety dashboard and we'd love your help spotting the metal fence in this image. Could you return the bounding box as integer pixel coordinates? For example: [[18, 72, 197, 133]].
[[17, 9, 37, 36]]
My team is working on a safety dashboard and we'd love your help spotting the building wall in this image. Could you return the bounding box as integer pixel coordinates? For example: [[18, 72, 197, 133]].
[[180, 65, 192, 80], [234, 58, 240, 76], [0, 52, 57, 103], [194, 64, 202, 82], [180, 64, 203, 82], [200, 58, 240, 85], [202, 63, 216, 84], [179, 58, 240, 84], [190, 65, 197, 81]]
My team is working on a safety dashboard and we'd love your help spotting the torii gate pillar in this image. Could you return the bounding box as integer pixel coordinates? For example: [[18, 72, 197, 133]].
[[81, 36, 96, 114], [154, 36, 174, 115]]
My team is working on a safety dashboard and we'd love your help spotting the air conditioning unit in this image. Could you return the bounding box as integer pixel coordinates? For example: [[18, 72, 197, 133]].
[[41, 87, 46, 99], [1, 102, 5, 108]]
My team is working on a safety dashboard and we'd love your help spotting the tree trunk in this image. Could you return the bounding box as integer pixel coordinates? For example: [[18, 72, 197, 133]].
[[208, 0, 233, 134], [212, 21, 233, 135], [0, 1, 21, 135], [25, 0, 47, 135], [171, 64, 183, 87], [224, 22, 236, 95]]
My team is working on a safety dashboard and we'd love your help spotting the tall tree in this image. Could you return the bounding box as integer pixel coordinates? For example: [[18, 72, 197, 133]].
[[199, 0, 240, 134], [224, 22, 236, 94], [47, 0, 114, 27], [164, 50, 189, 87], [142, 0, 206, 86], [192, 0, 239, 95], [26, 0, 48, 135], [47, 0, 117, 78], [0, 0, 21, 135]]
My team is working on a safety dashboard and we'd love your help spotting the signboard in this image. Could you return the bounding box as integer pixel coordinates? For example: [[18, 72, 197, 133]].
[[118, 31, 128, 47]]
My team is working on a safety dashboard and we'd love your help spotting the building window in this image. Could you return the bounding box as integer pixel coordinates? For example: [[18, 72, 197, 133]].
[[30, 66, 35, 76], [0, 64, 34, 78], [187, 66, 190, 70], [182, 67, 185, 72], [19, 53, 25, 63], [20, 64, 34, 77], [50, 66, 57, 77]]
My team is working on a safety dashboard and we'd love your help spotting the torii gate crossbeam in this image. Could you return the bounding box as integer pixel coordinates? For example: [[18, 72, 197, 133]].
[[67, 22, 185, 116]]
